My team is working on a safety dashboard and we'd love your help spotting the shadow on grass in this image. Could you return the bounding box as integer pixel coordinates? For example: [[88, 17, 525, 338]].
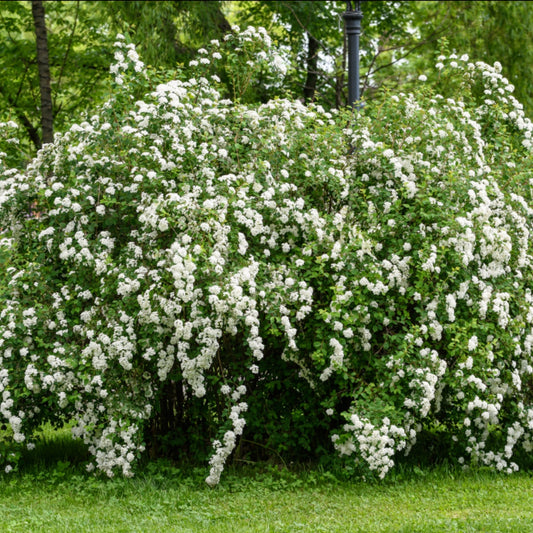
[[3, 423, 533, 492], [4, 424, 90, 480]]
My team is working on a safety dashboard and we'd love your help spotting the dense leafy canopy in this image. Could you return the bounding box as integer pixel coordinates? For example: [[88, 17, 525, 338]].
[[0, 1, 114, 156]]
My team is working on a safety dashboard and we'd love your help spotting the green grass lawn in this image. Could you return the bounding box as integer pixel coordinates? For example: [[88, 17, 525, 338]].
[[1, 464, 533, 532], [1, 430, 532, 533]]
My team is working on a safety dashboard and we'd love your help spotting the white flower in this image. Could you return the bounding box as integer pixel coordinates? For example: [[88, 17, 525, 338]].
[[468, 335, 478, 351], [158, 218, 169, 232], [343, 328, 354, 339], [271, 54, 287, 75]]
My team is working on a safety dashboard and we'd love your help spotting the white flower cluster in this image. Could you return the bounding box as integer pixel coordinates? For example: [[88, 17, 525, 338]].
[[109, 34, 145, 85], [320, 338, 345, 381], [206, 397, 247, 487], [332, 415, 409, 479], [334, 53, 533, 476], [0, 120, 19, 168], [0, 30, 355, 480], [0, 35, 532, 483]]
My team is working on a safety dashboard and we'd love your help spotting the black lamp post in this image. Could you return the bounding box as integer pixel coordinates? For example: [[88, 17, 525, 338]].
[[343, 0, 363, 110]]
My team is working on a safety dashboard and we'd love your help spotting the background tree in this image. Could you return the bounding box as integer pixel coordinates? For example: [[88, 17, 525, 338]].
[[427, 1, 533, 115], [1, 1, 532, 168], [102, 0, 232, 68], [0, 1, 114, 162], [365, 1, 533, 116], [237, 1, 447, 107], [30, 0, 53, 146]]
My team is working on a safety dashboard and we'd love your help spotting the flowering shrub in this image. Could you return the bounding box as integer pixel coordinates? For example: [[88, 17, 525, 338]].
[[0, 30, 532, 483], [0, 121, 22, 171]]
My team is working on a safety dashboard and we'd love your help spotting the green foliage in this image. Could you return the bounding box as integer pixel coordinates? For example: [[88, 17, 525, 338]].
[[391, 1, 533, 117], [0, 1, 115, 162], [239, 1, 423, 107], [443, 1, 533, 116], [3, 0, 532, 171], [103, 1, 232, 69]]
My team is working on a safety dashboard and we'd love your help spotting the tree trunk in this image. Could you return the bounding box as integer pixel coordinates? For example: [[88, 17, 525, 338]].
[[31, 0, 54, 146], [210, 0, 232, 35], [303, 32, 319, 104]]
